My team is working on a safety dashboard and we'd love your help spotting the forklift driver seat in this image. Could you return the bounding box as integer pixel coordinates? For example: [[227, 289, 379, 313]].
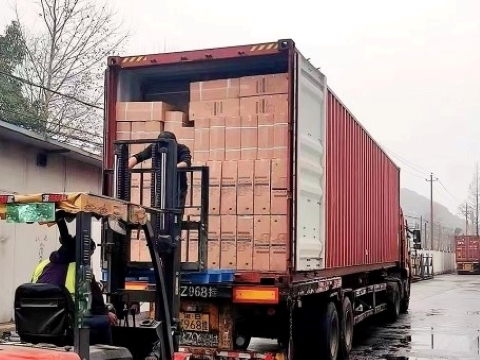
[[14, 282, 74, 346]]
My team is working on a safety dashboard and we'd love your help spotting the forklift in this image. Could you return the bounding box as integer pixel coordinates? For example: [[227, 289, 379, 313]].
[[0, 138, 208, 360]]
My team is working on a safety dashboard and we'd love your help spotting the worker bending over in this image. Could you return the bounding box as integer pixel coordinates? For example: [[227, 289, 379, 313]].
[[128, 131, 192, 210], [32, 238, 117, 345]]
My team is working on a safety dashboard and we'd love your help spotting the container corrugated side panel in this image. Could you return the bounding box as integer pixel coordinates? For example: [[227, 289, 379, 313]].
[[325, 90, 400, 269], [456, 236, 480, 262]]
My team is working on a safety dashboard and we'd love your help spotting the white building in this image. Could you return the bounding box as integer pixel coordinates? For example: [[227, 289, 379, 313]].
[[0, 120, 103, 323]]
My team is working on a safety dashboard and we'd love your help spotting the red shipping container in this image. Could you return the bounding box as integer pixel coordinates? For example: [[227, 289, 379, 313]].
[[325, 90, 400, 269], [455, 236, 480, 262]]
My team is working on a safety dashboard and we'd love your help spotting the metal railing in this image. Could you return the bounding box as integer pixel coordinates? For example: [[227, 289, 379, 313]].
[[411, 251, 434, 280]]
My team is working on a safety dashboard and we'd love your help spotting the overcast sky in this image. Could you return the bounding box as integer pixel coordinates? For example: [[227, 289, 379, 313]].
[[1, 0, 479, 214]]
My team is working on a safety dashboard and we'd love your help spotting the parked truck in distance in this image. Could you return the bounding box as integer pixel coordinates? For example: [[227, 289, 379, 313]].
[[103, 39, 413, 360], [455, 236, 480, 274]]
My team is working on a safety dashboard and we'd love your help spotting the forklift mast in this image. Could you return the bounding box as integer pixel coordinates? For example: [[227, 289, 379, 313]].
[[104, 138, 209, 360]]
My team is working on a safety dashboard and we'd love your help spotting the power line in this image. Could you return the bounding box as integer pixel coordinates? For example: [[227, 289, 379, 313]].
[[0, 70, 103, 110]]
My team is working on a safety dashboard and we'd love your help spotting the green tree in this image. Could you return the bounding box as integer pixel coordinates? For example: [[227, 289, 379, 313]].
[[0, 21, 41, 130]]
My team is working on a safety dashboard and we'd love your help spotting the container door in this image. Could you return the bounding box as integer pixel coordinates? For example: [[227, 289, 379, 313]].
[[293, 51, 327, 271]]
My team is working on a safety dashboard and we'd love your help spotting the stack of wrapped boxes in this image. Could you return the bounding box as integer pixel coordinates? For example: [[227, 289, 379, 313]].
[[187, 73, 289, 272], [115, 73, 289, 272], [115, 102, 194, 262]]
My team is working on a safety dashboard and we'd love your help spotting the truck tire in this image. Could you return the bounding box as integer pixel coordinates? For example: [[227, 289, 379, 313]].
[[339, 296, 354, 360], [386, 282, 401, 321], [400, 280, 410, 314], [319, 301, 340, 360]]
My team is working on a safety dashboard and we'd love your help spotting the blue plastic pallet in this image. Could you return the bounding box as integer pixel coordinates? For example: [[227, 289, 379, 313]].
[[181, 269, 236, 285]]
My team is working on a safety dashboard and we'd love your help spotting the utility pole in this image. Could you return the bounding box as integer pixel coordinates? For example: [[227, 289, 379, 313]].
[[426, 173, 438, 250], [461, 203, 472, 235]]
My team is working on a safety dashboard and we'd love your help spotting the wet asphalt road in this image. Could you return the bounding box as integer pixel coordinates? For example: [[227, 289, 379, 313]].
[[350, 274, 480, 360]]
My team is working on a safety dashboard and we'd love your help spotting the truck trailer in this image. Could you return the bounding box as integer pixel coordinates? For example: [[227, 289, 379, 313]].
[[455, 235, 480, 274], [103, 39, 412, 360]]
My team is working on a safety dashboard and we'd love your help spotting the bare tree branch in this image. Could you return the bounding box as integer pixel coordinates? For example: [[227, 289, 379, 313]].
[[15, 0, 129, 146]]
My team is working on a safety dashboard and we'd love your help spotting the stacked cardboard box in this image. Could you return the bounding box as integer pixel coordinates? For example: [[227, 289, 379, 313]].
[[186, 73, 290, 272], [115, 101, 194, 262]]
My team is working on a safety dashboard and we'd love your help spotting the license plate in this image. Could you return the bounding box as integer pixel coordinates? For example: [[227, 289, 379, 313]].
[[180, 312, 210, 332], [465, 264, 472, 271]]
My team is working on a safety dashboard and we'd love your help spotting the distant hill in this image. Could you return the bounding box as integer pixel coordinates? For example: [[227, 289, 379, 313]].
[[400, 188, 463, 232]]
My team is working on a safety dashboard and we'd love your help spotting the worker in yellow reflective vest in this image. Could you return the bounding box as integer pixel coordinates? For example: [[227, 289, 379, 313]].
[[32, 237, 117, 344]]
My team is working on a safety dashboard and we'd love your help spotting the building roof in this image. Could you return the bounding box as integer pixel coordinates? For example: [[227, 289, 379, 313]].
[[0, 120, 102, 168]]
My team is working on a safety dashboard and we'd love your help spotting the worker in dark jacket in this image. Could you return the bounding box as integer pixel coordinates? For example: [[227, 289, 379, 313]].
[[32, 238, 117, 345], [128, 131, 192, 210]]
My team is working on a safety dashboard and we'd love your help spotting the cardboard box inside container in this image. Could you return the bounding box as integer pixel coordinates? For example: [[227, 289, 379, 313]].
[[130, 239, 140, 262], [220, 161, 238, 215], [225, 117, 241, 160], [271, 158, 288, 189], [185, 162, 205, 216], [207, 161, 222, 214], [253, 245, 270, 271], [271, 189, 288, 215], [210, 120, 225, 161], [239, 95, 288, 116], [117, 101, 173, 121], [254, 215, 270, 245], [116, 122, 131, 140], [237, 160, 254, 215], [236, 215, 254, 270], [220, 215, 237, 269], [270, 215, 288, 245], [189, 99, 240, 120], [254, 159, 271, 214], [270, 245, 287, 272], [239, 73, 289, 97], [207, 215, 221, 268], [240, 115, 258, 160], [188, 226, 199, 262], [194, 128, 210, 152], [190, 78, 240, 102], [258, 124, 274, 159]]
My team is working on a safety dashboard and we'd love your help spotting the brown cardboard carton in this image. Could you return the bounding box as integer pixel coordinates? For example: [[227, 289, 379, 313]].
[[271, 189, 288, 215], [188, 225, 199, 262], [190, 79, 240, 102], [130, 239, 140, 262], [220, 161, 238, 215], [269, 245, 288, 272], [239, 94, 288, 116], [220, 215, 237, 269], [207, 160, 222, 214], [189, 99, 240, 120], [237, 160, 254, 215], [254, 215, 271, 245], [254, 159, 271, 214], [253, 244, 270, 271], [270, 215, 288, 245], [240, 115, 258, 160], [118, 101, 173, 121], [210, 117, 226, 161], [117, 122, 131, 140], [239, 74, 289, 97], [207, 215, 221, 268], [236, 216, 254, 270], [271, 158, 288, 189], [258, 125, 274, 159], [225, 116, 241, 160]]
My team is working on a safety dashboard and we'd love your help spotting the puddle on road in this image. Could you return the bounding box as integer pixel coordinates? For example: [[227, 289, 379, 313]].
[[350, 315, 480, 360]]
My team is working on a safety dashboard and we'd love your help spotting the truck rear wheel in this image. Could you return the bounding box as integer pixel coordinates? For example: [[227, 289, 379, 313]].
[[319, 301, 340, 360], [386, 282, 401, 321], [400, 279, 410, 314], [339, 296, 354, 359]]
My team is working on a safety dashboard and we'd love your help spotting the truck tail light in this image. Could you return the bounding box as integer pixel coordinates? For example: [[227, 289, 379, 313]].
[[233, 287, 279, 304]]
